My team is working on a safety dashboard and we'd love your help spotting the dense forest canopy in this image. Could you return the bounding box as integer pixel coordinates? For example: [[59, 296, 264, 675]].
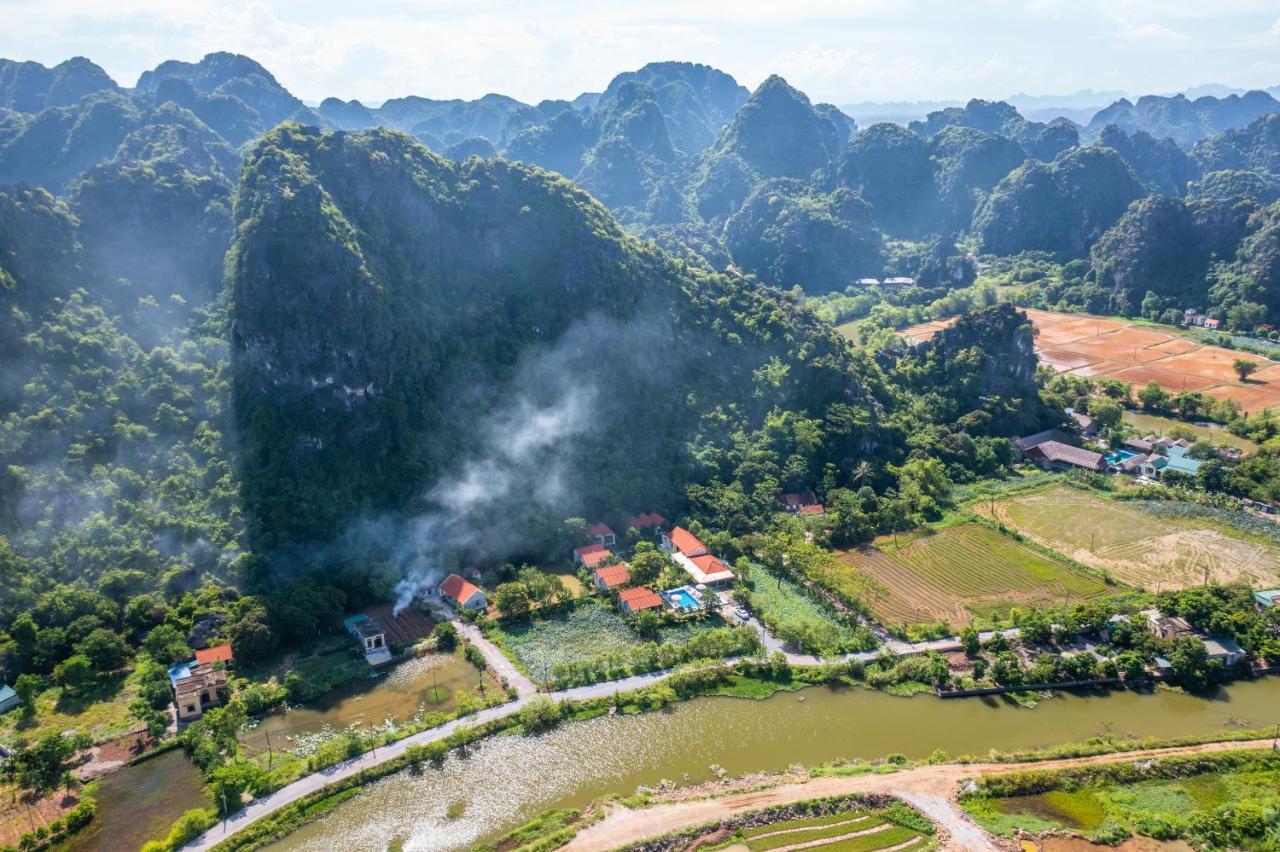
[[3, 48, 1280, 693]]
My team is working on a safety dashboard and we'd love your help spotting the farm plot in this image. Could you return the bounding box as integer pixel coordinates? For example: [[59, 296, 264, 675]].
[[492, 603, 641, 676], [838, 524, 1110, 627], [733, 809, 927, 852], [977, 485, 1280, 590]]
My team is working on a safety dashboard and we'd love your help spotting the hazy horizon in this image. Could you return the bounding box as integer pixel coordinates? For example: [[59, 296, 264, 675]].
[[3, 1, 1280, 108]]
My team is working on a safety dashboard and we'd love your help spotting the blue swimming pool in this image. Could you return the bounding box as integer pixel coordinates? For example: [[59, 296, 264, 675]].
[[1104, 449, 1137, 465], [662, 587, 701, 611]]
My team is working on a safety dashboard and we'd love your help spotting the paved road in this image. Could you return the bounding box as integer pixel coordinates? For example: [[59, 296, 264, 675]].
[[183, 620, 1020, 850]]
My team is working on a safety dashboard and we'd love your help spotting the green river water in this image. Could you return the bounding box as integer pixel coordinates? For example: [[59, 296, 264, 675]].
[[265, 678, 1280, 852]]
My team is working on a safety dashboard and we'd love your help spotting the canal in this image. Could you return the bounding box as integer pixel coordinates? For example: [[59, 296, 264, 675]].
[[267, 677, 1280, 851]]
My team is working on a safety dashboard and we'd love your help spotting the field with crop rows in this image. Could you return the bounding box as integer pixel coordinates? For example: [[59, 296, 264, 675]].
[[976, 486, 1280, 590], [734, 809, 927, 851], [838, 524, 1110, 626]]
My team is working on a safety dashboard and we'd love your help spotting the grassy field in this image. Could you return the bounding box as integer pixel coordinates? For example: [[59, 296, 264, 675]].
[[0, 669, 138, 745], [1121, 410, 1259, 453], [838, 523, 1111, 627], [743, 566, 867, 654], [974, 485, 1280, 590], [729, 809, 926, 851]]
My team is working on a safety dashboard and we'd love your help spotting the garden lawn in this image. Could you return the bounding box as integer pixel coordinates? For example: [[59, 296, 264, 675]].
[[0, 669, 137, 745], [743, 566, 865, 653]]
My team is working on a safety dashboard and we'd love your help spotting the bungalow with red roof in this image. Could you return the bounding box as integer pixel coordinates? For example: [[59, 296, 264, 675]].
[[587, 522, 617, 547], [573, 543, 615, 569], [661, 526, 708, 558], [685, 554, 736, 587], [194, 644, 234, 667], [593, 563, 631, 591], [618, 587, 664, 614], [626, 512, 667, 533], [439, 573, 487, 610]]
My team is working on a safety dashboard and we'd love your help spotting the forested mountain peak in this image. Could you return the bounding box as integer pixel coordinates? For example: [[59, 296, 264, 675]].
[[0, 56, 118, 113], [229, 123, 878, 554], [709, 74, 837, 179], [1086, 89, 1280, 147]]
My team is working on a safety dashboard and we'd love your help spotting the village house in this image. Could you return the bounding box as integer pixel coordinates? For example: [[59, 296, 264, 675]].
[[683, 554, 736, 588], [1013, 428, 1075, 459], [618, 586, 664, 614], [883, 276, 915, 286], [1203, 317, 1221, 330], [1254, 589, 1280, 611], [1203, 636, 1247, 667], [573, 543, 615, 569], [168, 659, 229, 722], [0, 683, 17, 715], [587, 522, 617, 547], [1124, 436, 1156, 454], [780, 491, 823, 514], [593, 563, 631, 591], [1068, 410, 1098, 438], [854, 278, 881, 286], [345, 614, 393, 665], [1144, 610, 1194, 641], [440, 573, 487, 610], [661, 526, 708, 557], [1024, 440, 1105, 472], [662, 526, 736, 588], [626, 511, 667, 533]]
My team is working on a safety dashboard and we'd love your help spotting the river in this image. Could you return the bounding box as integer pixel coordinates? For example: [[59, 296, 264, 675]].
[[267, 678, 1280, 851]]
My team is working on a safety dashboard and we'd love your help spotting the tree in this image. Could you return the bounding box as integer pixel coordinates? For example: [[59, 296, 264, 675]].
[[227, 612, 276, 663], [54, 654, 94, 692], [143, 623, 190, 665], [517, 696, 563, 732], [1232, 358, 1259, 382], [1137, 381, 1170, 411], [14, 673, 41, 717], [75, 628, 128, 671], [851, 460, 874, 487], [628, 542, 668, 585], [130, 697, 168, 741], [1086, 396, 1122, 430], [433, 620, 457, 651], [959, 626, 981, 656], [493, 582, 531, 618], [11, 732, 89, 791], [1167, 635, 1217, 691], [633, 609, 660, 639]]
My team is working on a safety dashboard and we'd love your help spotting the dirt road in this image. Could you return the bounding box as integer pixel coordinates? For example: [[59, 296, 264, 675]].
[[564, 739, 1275, 851]]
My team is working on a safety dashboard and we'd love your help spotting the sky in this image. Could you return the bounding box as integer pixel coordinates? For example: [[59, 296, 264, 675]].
[[3, 0, 1280, 107]]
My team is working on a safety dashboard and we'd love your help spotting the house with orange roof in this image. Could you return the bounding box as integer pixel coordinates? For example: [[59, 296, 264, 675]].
[[660, 526, 708, 558], [626, 512, 667, 532], [194, 644, 234, 666], [618, 587, 663, 614], [781, 491, 822, 514], [439, 573, 487, 610], [573, 543, 615, 569], [587, 521, 617, 547], [593, 563, 631, 591]]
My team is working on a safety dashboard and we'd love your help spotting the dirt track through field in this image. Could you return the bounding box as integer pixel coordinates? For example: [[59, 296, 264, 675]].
[[564, 740, 1276, 852]]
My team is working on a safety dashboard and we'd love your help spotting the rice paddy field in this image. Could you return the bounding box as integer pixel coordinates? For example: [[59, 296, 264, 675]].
[[837, 523, 1111, 627], [723, 808, 930, 851], [975, 485, 1280, 590]]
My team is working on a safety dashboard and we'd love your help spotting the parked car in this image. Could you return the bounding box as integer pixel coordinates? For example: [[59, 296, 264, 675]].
[[735, 607, 751, 621]]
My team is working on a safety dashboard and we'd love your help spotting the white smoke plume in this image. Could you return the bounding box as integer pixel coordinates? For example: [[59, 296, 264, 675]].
[[390, 383, 596, 614]]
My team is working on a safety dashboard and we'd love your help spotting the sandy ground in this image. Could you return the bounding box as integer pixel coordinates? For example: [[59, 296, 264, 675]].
[[563, 739, 1276, 852]]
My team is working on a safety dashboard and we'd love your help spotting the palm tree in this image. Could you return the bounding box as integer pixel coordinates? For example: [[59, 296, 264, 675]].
[[851, 461, 874, 487]]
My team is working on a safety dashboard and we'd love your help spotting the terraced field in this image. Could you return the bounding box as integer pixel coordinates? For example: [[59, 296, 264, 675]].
[[733, 809, 927, 851], [838, 524, 1111, 627], [976, 486, 1280, 590]]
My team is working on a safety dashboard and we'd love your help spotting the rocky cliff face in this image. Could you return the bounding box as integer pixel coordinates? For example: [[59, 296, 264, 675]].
[[229, 125, 877, 549]]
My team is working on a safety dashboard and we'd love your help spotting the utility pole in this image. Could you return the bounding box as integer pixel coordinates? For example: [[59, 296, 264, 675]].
[[265, 729, 273, 769]]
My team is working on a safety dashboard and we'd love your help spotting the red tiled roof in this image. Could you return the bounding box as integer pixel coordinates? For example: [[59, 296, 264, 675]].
[[594, 564, 631, 588], [668, 526, 708, 557], [627, 512, 667, 530], [440, 573, 483, 605], [194, 644, 233, 665], [689, 554, 735, 579], [574, 544, 614, 568], [799, 504, 825, 516], [587, 521, 615, 538], [618, 587, 663, 611]]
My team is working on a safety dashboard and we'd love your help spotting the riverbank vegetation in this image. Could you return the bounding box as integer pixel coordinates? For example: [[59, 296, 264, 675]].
[[961, 749, 1280, 849]]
